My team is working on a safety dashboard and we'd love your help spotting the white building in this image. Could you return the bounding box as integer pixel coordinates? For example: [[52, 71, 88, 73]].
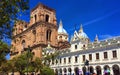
[[45, 23, 120, 75]]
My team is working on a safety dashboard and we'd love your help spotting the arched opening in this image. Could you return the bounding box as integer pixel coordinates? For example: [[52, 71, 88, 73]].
[[59, 36, 62, 38], [82, 66, 86, 75], [46, 30, 51, 41], [32, 52, 35, 55], [35, 14, 37, 22], [59, 68, 62, 75], [74, 67, 79, 75], [63, 68, 67, 75], [21, 40, 26, 50], [55, 69, 58, 75], [68, 68, 72, 75], [104, 65, 110, 75], [112, 65, 120, 75], [83, 45, 86, 47], [45, 14, 49, 22], [96, 66, 102, 75], [89, 66, 94, 74], [32, 29, 36, 42]]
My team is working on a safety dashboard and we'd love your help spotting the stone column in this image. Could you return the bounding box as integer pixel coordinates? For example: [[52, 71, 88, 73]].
[[110, 67, 113, 75]]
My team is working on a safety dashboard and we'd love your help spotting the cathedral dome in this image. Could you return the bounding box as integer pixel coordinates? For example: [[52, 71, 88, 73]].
[[58, 20, 68, 35], [78, 32, 88, 38], [78, 24, 88, 39]]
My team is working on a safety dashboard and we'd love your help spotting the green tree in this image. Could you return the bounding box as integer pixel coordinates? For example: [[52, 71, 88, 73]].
[[10, 52, 33, 75], [0, 40, 9, 66], [29, 57, 43, 74], [0, 61, 9, 75], [0, 0, 29, 73], [41, 66, 55, 75], [0, 59, 15, 75], [0, 0, 29, 39]]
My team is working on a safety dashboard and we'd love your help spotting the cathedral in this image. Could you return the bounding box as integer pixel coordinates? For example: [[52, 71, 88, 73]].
[[10, 3, 120, 75], [10, 3, 70, 59]]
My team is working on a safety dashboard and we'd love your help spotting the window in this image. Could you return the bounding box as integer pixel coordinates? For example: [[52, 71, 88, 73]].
[[75, 56, 78, 63], [96, 53, 99, 60], [35, 15, 37, 22], [83, 55, 85, 62], [104, 52, 108, 59], [89, 54, 92, 61], [68, 57, 71, 63], [45, 14, 49, 22], [22, 40, 25, 49], [56, 60, 58, 64], [46, 30, 51, 41], [83, 45, 86, 47], [64, 58, 66, 64], [60, 58, 61, 64], [25, 25, 27, 28], [65, 37, 67, 39], [52, 59, 54, 65], [14, 39, 16, 44], [32, 29, 36, 42], [112, 50, 117, 58], [59, 36, 62, 38], [75, 45, 77, 49]]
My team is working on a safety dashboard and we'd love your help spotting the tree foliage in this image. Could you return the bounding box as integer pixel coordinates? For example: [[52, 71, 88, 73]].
[[0, 0, 29, 39], [1, 49, 59, 75], [41, 66, 55, 75], [0, 0, 29, 73], [0, 40, 9, 66], [9, 52, 33, 75]]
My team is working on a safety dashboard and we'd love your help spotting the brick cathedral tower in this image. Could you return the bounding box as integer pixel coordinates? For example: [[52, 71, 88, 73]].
[[10, 3, 58, 58]]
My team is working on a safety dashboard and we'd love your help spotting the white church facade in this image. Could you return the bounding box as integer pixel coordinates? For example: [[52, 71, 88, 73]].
[[45, 20, 120, 75]]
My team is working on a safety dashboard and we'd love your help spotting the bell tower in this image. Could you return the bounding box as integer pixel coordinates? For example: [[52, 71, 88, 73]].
[[29, 3, 58, 58], [30, 3, 57, 25]]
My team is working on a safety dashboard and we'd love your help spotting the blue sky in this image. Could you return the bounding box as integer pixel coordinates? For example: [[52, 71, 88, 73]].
[[27, 0, 120, 41]]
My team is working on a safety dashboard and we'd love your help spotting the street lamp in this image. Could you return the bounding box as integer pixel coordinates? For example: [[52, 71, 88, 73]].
[[84, 59, 89, 74], [84, 59, 89, 66]]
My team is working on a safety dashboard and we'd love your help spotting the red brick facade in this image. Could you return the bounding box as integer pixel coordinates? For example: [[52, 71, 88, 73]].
[[10, 3, 58, 59]]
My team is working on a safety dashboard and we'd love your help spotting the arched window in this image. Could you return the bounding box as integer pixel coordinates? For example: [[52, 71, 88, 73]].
[[59, 36, 62, 38], [59, 68, 62, 75], [32, 29, 36, 42], [74, 67, 79, 75], [24, 25, 27, 28], [68, 68, 72, 75], [45, 14, 49, 22], [55, 69, 58, 75], [96, 66, 102, 75], [46, 30, 51, 41], [89, 66, 94, 74], [104, 65, 110, 75], [112, 64, 120, 75], [64, 68, 67, 75], [35, 15, 37, 22], [22, 40, 26, 49]]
